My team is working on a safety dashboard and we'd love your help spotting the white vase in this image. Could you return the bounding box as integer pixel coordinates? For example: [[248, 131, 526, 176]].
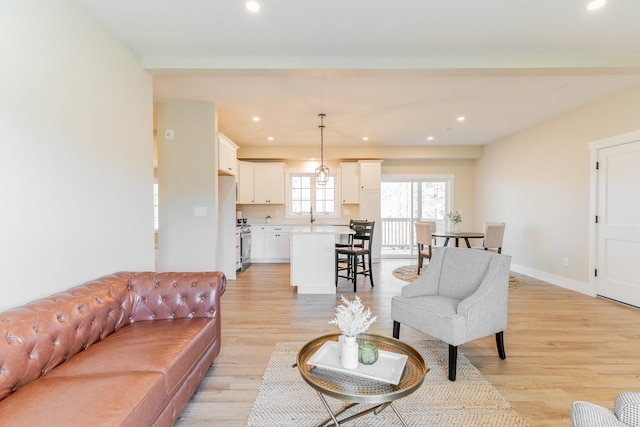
[[341, 336, 359, 369], [453, 222, 461, 233]]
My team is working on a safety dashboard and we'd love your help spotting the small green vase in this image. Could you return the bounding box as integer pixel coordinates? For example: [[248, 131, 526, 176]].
[[358, 342, 378, 365]]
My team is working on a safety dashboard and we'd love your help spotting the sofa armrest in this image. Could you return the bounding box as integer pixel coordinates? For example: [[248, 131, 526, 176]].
[[615, 392, 640, 426], [124, 272, 226, 322]]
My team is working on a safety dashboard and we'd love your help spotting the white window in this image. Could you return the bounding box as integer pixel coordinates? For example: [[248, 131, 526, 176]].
[[291, 175, 312, 213], [286, 171, 340, 219]]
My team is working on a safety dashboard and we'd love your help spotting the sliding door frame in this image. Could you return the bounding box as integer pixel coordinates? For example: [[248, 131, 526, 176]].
[[381, 173, 455, 258]]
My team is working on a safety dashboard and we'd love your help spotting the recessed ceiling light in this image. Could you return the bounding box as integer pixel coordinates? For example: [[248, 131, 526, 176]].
[[362, 137, 369, 141], [587, 0, 606, 11], [457, 116, 465, 122], [427, 136, 434, 141], [267, 136, 274, 141], [246, 1, 261, 13], [252, 116, 260, 122]]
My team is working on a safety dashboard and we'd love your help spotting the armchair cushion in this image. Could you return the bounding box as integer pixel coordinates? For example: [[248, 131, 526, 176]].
[[392, 295, 467, 344]]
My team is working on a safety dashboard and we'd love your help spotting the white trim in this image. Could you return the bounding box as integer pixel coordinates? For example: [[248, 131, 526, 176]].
[[588, 143, 599, 297], [382, 173, 456, 181], [511, 263, 594, 297], [588, 129, 640, 151]]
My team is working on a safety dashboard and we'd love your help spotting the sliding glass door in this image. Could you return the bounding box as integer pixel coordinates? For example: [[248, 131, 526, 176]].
[[380, 175, 453, 258]]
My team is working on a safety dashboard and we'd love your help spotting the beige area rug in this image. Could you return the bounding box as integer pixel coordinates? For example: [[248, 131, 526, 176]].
[[391, 265, 421, 282], [247, 340, 529, 426], [392, 265, 523, 289]]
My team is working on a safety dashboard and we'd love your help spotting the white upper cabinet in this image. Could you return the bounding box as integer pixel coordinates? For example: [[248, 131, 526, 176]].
[[253, 162, 285, 204], [218, 132, 238, 176], [238, 161, 255, 204], [340, 162, 359, 204], [359, 160, 382, 191], [237, 161, 285, 204]]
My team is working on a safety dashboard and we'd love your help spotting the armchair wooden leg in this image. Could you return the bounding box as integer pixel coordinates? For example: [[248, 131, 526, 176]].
[[496, 331, 506, 360], [448, 345, 458, 381], [392, 321, 400, 339]]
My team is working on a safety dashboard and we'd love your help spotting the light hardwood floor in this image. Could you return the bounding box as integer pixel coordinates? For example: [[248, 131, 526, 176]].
[[176, 259, 640, 426]]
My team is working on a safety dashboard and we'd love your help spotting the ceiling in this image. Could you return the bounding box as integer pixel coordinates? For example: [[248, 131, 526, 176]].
[[75, 0, 640, 149]]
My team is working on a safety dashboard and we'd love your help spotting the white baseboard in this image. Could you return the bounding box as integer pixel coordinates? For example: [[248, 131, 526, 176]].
[[511, 263, 596, 297]]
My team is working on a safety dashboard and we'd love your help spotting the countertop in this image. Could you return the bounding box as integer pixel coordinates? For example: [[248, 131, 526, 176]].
[[246, 220, 349, 227], [290, 225, 354, 234]]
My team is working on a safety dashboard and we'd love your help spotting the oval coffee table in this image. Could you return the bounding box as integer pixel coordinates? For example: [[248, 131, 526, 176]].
[[296, 333, 428, 426]]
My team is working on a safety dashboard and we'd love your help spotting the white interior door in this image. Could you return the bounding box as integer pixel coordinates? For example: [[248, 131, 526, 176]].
[[596, 140, 640, 306]]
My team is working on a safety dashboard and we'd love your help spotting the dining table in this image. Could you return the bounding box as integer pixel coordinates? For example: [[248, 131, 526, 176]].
[[432, 231, 484, 248]]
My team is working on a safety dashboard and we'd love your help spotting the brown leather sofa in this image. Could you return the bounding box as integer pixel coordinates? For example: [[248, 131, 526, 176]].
[[0, 271, 226, 427]]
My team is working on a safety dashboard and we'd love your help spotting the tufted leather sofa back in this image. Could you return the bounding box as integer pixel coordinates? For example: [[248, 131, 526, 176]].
[[0, 271, 225, 401]]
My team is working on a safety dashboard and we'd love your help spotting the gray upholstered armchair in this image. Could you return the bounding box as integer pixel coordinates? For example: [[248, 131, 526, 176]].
[[571, 393, 640, 426], [391, 246, 511, 381]]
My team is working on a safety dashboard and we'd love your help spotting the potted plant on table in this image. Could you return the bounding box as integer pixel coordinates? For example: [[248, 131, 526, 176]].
[[447, 210, 462, 233], [329, 295, 377, 368]]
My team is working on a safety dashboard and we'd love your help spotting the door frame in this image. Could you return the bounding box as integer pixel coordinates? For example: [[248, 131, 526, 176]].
[[588, 129, 640, 298]]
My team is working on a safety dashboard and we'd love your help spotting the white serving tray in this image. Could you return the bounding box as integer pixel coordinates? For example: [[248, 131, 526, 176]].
[[307, 340, 408, 385]]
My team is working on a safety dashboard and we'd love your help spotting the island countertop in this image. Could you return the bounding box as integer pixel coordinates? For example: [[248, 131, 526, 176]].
[[290, 225, 354, 234]]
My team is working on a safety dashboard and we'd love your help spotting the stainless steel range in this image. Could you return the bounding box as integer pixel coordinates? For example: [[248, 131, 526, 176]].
[[238, 223, 251, 272]]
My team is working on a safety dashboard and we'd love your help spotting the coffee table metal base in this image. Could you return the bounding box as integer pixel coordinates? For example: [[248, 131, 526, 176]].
[[314, 393, 407, 427]]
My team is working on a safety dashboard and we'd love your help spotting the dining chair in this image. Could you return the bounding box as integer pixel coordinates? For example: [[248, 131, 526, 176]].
[[415, 221, 436, 274], [475, 222, 506, 253], [335, 221, 375, 292], [391, 247, 511, 381]]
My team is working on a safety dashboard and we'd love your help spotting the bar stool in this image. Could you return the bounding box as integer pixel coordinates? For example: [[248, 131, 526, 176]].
[[335, 221, 375, 292]]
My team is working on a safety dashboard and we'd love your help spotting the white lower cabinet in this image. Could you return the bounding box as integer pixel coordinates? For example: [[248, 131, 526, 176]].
[[251, 226, 265, 260], [251, 225, 290, 262]]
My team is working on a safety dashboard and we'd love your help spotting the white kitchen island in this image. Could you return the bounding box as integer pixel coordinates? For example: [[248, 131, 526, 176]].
[[290, 225, 354, 294]]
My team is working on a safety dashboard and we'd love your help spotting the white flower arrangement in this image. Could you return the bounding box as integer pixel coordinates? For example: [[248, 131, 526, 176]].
[[329, 295, 377, 338], [447, 210, 462, 224]]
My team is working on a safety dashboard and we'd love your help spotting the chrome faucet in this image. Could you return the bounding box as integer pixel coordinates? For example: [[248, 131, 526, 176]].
[[310, 206, 315, 223]]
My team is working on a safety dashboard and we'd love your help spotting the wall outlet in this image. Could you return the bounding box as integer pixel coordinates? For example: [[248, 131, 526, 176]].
[[563, 257, 569, 266]]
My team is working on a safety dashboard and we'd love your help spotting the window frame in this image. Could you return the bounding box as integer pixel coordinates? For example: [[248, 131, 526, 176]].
[[285, 169, 341, 219]]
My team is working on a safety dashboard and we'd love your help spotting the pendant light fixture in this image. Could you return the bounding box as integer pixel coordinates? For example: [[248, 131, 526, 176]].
[[316, 113, 329, 185]]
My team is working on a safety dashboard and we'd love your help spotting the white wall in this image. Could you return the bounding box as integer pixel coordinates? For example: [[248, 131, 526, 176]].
[[0, 0, 154, 311], [476, 83, 640, 293], [156, 101, 219, 271]]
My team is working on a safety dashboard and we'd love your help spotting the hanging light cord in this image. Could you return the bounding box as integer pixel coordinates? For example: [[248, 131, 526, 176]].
[[319, 113, 325, 165]]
